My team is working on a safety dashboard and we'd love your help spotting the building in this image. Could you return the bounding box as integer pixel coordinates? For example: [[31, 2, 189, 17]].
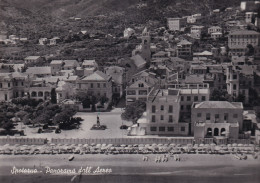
[[104, 66, 125, 97], [77, 71, 113, 101], [24, 56, 42, 64], [187, 16, 196, 24], [241, 1, 260, 11], [191, 101, 243, 139], [190, 26, 204, 39], [140, 88, 190, 135], [176, 40, 192, 58], [245, 12, 258, 23], [26, 67, 52, 78], [126, 79, 153, 105], [226, 65, 254, 103], [228, 30, 260, 56], [131, 54, 147, 69], [63, 60, 80, 70], [167, 18, 187, 31], [124, 28, 135, 38], [82, 60, 98, 76], [50, 60, 63, 75], [211, 32, 223, 40], [39, 38, 48, 45], [208, 26, 222, 34]]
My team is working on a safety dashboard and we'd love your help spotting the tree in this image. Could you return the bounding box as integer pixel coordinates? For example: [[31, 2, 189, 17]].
[[245, 44, 254, 56], [210, 89, 231, 101], [51, 88, 57, 104], [235, 94, 245, 103], [121, 100, 146, 123], [2, 122, 14, 131]]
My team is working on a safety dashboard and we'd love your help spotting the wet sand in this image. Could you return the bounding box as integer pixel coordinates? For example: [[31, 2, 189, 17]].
[[0, 154, 259, 183]]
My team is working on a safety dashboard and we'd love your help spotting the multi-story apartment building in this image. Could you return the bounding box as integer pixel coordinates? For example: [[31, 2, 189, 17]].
[[0, 73, 29, 101], [76, 71, 113, 101], [228, 30, 260, 56], [176, 39, 192, 58], [191, 101, 243, 139], [50, 60, 63, 75], [245, 12, 257, 23], [140, 88, 189, 136], [126, 79, 153, 105], [167, 18, 187, 31]]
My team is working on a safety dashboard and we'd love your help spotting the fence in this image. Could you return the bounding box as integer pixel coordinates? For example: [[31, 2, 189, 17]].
[[51, 137, 195, 145], [0, 138, 46, 145], [228, 139, 251, 144]]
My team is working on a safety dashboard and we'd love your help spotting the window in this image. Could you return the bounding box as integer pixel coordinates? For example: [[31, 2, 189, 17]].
[[97, 83, 100, 88], [233, 114, 238, 118], [103, 83, 106, 88], [181, 105, 184, 110], [181, 96, 184, 101], [187, 96, 191, 101], [152, 105, 156, 113], [197, 113, 202, 117], [21, 82, 24, 86], [202, 96, 206, 101], [139, 90, 147, 95], [159, 127, 165, 131], [186, 105, 191, 110], [181, 127, 185, 132], [150, 127, 157, 131], [233, 74, 237, 80], [224, 113, 229, 121], [233, 84, 237, 90], [0, 83, 2, 88], [152, 115, 156, 122], [168, 127, 174, 131], [161, 105, 164, 111], [168, 115, 173, 123], [168, 105, 173, 113], [161, 115, 164, 120], [8, 83, 10, 87], [206, 113, 211, 120], [127, 90, 136, 95], [91, 83, 94, 88], [194, 96, 198, 101]]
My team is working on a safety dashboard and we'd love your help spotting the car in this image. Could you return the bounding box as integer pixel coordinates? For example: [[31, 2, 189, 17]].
[[120, 125, 128, 130]]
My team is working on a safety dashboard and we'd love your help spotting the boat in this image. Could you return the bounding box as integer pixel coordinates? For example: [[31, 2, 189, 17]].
[[68, 155, 74, 161]]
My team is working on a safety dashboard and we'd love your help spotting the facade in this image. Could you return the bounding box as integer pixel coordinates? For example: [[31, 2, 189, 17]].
[[77, 71, 113, 101], [211, 32, 222, 40], [208, 26, 222, 34], [24, 56, 42, 64], [245, 12, 257, 23], [191, 101, 243, 139], [104, 66, 125, 97], [126, 80, 152, 105], [176, 40, 192, 58], [141, 88, 189, 136], [50, 60, 63, 75], [228, 30, 260, 56], [167, 18, 187, 31]]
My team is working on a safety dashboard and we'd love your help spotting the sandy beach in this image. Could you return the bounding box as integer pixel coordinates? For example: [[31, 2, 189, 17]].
[[0, 154, 259, 183]]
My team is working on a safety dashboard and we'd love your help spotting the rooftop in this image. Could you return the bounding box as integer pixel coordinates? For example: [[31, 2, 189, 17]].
[[229, 30, 260, 36], [81, 70, 111, 81], [194, 101, 243, 109]]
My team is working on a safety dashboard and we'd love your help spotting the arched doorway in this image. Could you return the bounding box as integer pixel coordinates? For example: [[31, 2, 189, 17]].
[[214, 128, 219, 136], [31, 91, 37, 97], [38, 91, 43, 97], [221, 128, 226, 136], [206, 128, 212, 137]]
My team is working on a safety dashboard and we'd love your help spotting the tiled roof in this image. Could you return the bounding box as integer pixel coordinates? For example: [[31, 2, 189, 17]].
[[82, 71, 110, 81], [131, 54, 146, 68], [229, 30, 260, 35], [25, 56, 41, 60], [50, 60, 63, 64], [26, 67, 51, 75]]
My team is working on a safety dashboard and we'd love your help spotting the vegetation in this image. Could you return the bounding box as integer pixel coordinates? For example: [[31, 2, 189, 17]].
[[210, 89, 231, 101], [121, 100, 146, 123]]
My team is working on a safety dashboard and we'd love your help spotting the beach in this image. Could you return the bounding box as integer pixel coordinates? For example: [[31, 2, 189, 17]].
[[0, 154, 259, 183]]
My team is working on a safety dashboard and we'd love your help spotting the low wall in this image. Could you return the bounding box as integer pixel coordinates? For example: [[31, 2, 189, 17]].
[[51, 137, 195, 145], [0, 138, 46, 145]]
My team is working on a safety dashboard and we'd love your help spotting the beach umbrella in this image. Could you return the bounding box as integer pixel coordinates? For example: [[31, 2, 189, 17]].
[[83, 144, 89, 147], [78, 144, 83, 147], [50, 143, 56, 146], [227, 144, 232, 147], [232, 143, 238, 147], [4, 144, 10, 147], [133, 144, 139, 147], [215, 146, 221, 151], [128, 145, 133, 148], [102, 144, 107, 147], [96, 144, 101, 148], [145, 144, 150, 147], [152, 143, 157, 146], [158, 144, 163, 146], [199, 144, 204, 147], [121, 144, 126, 147], [170, 143, 176, 147], [91, 143, 96, 146], [238, 144, 243, 147], [139, 144, 144, 147], [176, 144, 181, 147]]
